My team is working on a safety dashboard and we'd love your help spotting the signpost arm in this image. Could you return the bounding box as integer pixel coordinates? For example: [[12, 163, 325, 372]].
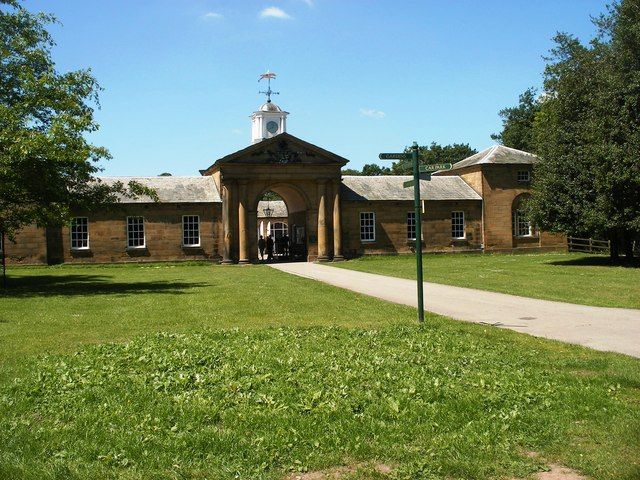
[[412, 142, 425, 323]]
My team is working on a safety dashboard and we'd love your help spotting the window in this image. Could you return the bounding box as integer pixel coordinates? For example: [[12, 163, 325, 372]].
[[517, 170, 531, 183], [407, 212, 417, 240], [182, 215, 200, 247], [269, 221, 288, 240], [360, 212, 375, 242], [451, 211, 465, 239], [127, 216, 145, 248], [512, 210, 533, 237], [70, 217, 89, 249]]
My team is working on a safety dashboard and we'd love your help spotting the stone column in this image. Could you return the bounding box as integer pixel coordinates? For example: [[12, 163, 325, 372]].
[[238, 180, 249, 264], [317, 179, 329, 261], [332, 180, 344, 261], [221, 182, 234, 264]]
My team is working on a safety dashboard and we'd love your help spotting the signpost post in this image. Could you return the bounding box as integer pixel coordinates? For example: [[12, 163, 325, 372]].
[[378, 144, 452, 323]]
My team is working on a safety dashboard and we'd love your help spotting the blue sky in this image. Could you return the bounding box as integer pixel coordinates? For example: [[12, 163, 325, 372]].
[[27, 0, 608, 175]]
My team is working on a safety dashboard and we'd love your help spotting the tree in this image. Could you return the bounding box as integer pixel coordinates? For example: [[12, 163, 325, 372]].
[[391, 142, 477, 174], [0, 0, 153, 242], [159, 172, 172, 176], [529, 0, 640, 260], [361, 163, 391, 176], [491, 87, 541, 152], [341, 168, 363, 176]]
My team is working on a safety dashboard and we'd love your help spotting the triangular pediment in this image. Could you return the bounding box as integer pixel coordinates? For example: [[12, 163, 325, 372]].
[[201, 133, 349, 174]]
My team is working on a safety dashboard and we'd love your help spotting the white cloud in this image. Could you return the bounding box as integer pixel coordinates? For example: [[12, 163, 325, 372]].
[[301, 0, 314, 6], [231, 128, 243, 135], [202, 12, 223, 20], [260, 7, 293, 19], [359, 108, 386, 119]]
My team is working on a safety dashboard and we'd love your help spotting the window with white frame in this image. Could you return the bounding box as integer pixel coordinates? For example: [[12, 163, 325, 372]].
[[182, 215, 200, 246], [70, 217, 89, 249], [127, 216, 145, 248], [360, 212, 375, 242], [517, 170, 531, 183], [406, 212, 416, 240], [512, 209, 533, 237], [451, 211, 465, 239]]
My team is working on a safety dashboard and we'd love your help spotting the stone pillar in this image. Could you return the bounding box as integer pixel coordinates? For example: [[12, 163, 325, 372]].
[[317, 179, 329, 261], [221, 182, 234, 264], [238, 180, 249, 264], [332, 180, 344, 261]]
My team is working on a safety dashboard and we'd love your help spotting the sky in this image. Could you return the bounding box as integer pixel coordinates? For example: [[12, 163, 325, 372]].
[[25, 0, 609, 176]]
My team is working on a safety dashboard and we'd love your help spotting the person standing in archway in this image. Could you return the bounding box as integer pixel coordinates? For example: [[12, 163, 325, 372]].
[[282, 233, 290, 258], [266, 235, 274, 261], [258, 235, 266, 261]]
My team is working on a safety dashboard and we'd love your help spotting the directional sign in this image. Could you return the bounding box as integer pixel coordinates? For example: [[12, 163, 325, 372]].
[[379, 152, 410, 160], [419, 163, 452, 173], [403, 173, 431, 188]]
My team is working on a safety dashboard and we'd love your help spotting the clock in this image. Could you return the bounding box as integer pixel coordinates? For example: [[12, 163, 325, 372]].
[[266, 121, 279, 134]]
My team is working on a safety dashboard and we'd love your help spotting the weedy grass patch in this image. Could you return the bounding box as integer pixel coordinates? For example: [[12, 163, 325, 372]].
[[2, 326, 639, 480], [331, 252, 640, 308]]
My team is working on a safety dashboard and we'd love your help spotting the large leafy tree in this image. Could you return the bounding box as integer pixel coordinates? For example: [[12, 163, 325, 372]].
[[491, 87, 541, 152], [392, 142, 476, 174], [529, 0, 640, 259], [0, 0, 152, 241]]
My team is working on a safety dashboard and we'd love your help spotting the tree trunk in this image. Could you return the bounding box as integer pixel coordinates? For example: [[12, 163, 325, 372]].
[[609, 229, 619, 261], [1, 231, 6, 289], [623, 231, 634, 260]]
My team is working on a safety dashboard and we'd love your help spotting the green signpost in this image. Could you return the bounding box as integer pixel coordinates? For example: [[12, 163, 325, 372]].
[[378, 143, 452, 323]]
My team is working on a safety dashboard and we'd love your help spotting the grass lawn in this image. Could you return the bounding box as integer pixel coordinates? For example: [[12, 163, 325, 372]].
[[331, 252, 640, 308], [1, 263, 639, 479]]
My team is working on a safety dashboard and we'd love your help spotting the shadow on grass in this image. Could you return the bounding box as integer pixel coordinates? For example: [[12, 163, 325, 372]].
[[547, 256, 640, 268], [0, 274, 209, 298]]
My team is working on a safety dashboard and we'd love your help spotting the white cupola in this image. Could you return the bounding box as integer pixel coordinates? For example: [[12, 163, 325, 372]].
[[251, 70, 288, 143], [251, 100, 288, 143]]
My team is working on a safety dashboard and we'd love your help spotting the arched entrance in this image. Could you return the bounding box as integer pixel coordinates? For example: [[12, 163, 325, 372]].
[[255, 185, 308, 262]]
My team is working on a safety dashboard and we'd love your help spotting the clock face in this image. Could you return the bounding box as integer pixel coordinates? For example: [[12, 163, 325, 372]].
[[266, 121, 279, 134]]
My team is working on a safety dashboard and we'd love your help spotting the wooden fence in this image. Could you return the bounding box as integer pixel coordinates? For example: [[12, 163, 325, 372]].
[[567, 236, 610, 254]]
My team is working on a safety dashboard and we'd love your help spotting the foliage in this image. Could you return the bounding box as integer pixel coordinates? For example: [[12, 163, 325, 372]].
[[392, 142, 477, 174], [490, 87, 541, 152], [528, 0, 640, 259], [0, 0, 154, 239], [362, 163, 391, 176], [2, 325, 639, 479], [333, 252, 640, 308], [261, 191, 283, 201], [341, 164, 391, 176]]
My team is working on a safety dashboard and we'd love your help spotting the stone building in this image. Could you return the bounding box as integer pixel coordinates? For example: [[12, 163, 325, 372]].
[[2, 97, 565, 265]]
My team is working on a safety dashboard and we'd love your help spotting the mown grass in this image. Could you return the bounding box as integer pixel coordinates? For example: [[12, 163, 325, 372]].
[[331, 252, 640, 308], [1, 263, 639, 479]]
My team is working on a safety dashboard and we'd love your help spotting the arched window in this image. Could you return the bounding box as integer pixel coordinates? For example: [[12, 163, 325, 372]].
[[269, 222, 288, 240], [512, 195, 535, 237]]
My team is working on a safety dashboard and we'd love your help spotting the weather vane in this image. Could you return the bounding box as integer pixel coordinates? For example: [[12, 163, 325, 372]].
[[258, 70, 279, 103]]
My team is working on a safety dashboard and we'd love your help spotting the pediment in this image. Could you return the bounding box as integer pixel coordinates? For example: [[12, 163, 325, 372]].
[[202, 133, 349, 174]]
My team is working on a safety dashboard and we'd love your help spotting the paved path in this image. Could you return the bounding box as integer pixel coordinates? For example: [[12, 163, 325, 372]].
[[270, 262, 640, 358]]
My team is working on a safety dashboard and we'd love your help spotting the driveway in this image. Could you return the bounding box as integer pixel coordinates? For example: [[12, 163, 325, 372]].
[[270, 262, 640, 358]]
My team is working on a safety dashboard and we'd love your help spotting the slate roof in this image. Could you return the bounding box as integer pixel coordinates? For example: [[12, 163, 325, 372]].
[[450, 145, 538, 171], [341, 176, 481, 201], [98, 176, 221, 203], [257, 200, 288, 218]]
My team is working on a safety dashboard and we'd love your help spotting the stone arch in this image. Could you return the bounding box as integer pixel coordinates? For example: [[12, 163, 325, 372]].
[[252, 182, 312, 262], [252, 182, 310, 215]]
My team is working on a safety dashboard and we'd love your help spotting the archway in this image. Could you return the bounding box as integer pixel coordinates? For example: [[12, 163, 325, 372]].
[[254, 184, 309, 262]]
